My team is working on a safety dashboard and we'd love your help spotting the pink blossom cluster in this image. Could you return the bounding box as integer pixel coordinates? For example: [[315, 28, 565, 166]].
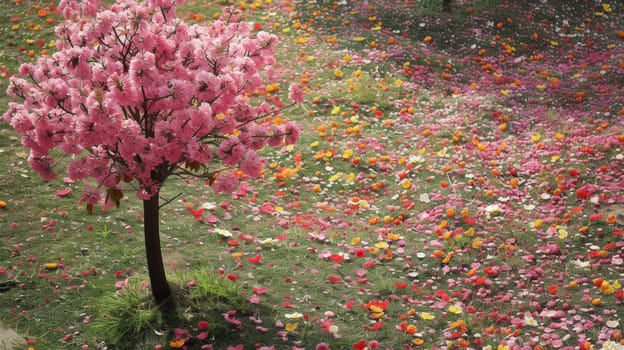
[[3, 0, 301, 203]]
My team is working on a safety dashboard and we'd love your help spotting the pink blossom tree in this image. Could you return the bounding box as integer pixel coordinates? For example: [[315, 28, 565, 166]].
[[2, 0, 302, 304]]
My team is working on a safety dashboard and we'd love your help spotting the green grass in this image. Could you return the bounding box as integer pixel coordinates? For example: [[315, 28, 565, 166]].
[[90, 281, 164, 348]]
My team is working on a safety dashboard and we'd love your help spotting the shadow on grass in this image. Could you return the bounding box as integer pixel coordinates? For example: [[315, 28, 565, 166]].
[[89, 268, 285, 350]]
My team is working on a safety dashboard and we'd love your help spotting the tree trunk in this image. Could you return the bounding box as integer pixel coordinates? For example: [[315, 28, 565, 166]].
[[442, 0, 452, 12], [143, 193, 172, 305]]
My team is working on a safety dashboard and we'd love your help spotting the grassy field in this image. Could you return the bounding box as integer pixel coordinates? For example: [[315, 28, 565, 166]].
[[1, 0, 624, 349]]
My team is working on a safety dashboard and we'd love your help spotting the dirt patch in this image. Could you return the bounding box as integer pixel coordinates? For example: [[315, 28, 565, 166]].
[[0, 323, 25, 350], [598, 203, 624, 225], [163, 250, 188, 270]]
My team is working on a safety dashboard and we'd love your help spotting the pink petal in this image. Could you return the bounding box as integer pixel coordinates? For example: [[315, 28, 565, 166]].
[[56, 188, 72, 197], [253, 286, 267, 294]]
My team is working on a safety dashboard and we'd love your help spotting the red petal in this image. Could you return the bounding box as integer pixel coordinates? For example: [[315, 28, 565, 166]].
[[56, 188, 72, 197], [394, 282, 408, 289], [353, 339, 367, 350], [328, 275, 341, 284], [253, 286, 267, 294], [366, 321, 383, 331], [247, 254, 262, 264], [362, 260, 376, 269]]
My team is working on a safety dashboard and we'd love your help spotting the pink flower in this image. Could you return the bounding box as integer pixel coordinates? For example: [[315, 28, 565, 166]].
[[316, 343, 331, 350], [259, 203, 275, 214], [267, 126, 284, 147], [5, 105, 32, 132], [212, 171, 239, 194], [240, 150, 266, 178], [243, 124, 268, 150], [114, 278, 128, 289], [56, 188, 72, 197], [253, 286, 267, 294], [81, 185, 102, 206], [247, 294, 261, 304], [67, 158, 91, 180], [224, 311, 242, 329], [288, 83, 304, 103], [217, 137, 245, 166], [284, 122, 301, 145], [28, 154, 57, 181]]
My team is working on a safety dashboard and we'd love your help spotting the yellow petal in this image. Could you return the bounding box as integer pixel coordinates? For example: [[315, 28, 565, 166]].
[[45, 262, 58, 270], [369, 305, 384, 313], [342, 149, 353, 159], [420, 312, 435, 320], [374, 241, 389, 249], [448, 304, 463, 314]]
